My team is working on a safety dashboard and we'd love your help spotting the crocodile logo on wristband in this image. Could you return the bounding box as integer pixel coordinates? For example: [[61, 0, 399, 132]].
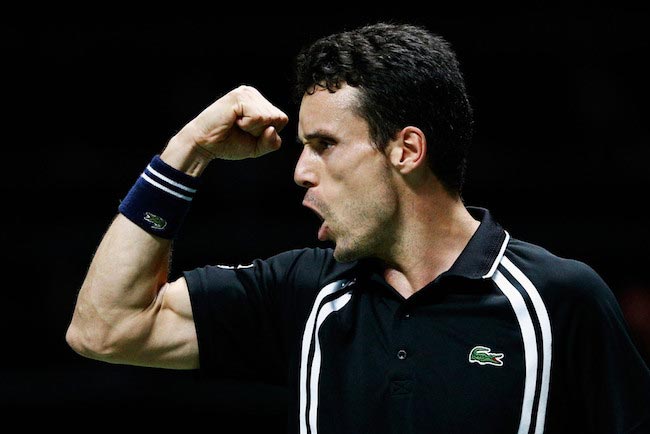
[[144, 212, 167, 230]]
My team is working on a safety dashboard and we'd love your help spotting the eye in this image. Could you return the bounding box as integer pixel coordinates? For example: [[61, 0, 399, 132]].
[[297, 136, 337, 154], [314, 139, 335, 152]]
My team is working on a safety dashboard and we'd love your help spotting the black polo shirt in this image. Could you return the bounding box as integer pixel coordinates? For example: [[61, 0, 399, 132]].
[[184, 207, 650, 434]]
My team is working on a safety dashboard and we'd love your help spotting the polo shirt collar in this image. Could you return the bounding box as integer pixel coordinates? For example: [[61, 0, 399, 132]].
[[444, 206, 509, 280]]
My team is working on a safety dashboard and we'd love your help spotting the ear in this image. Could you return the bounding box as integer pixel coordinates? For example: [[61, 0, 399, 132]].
[[388, 126, 427, 174]]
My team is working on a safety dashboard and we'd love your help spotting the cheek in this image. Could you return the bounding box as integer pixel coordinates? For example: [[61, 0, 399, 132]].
[[342, 178, 397, 222], [326, 153, 394, 216]]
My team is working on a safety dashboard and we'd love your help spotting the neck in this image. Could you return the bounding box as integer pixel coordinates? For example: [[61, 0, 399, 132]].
[[379, 188, 480, 299]]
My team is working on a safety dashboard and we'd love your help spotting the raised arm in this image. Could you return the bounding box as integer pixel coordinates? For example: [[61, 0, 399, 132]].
[[65, 86, 289, 369]]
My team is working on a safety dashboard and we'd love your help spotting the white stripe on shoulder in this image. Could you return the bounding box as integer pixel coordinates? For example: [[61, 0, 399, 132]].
[[299, 279, 354, 434], [492, 269, 538, 434], [482, 230, 511, 279], [308, 291, 353, 433], [502, 256, 552, 434]]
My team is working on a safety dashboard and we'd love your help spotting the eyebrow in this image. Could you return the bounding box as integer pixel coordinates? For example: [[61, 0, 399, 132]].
[[296, 130, 339, 145]]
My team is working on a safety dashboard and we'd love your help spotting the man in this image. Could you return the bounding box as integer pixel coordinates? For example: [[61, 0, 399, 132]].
[[66, 22, 650, 433]]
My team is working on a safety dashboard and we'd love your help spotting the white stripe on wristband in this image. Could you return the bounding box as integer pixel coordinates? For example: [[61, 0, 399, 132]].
[[146, 164, 198, 193], [141, 172, 193, 201]]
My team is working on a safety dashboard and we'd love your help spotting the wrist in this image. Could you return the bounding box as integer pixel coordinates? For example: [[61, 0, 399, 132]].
[[118, 154, 202, 239], [161, 127, 213, 177]]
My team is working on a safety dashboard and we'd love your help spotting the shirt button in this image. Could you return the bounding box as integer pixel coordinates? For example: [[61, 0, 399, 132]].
[[397, 349, 407, 360]]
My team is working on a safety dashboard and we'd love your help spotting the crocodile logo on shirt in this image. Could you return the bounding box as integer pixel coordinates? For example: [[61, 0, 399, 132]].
[[144, 212, 167, 230], [469, 346, 504, 367]]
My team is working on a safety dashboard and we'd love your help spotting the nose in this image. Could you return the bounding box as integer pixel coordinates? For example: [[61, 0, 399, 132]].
[[293, 147, 318, 188]]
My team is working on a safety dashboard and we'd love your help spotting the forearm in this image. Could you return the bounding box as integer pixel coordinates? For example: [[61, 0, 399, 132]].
[[67, 137, 207, 356]]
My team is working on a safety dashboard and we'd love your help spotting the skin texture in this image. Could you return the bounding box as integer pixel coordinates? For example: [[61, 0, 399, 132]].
[[295, 85, 400, 263]]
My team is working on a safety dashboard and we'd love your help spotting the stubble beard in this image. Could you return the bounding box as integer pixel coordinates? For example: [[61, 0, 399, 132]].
[[331, 196, 398, 263]]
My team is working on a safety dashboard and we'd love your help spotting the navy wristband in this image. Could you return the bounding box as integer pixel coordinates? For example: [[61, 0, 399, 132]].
[[118, 155, 201, 239]]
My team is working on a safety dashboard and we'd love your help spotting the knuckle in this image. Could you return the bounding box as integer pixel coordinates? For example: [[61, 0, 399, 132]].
[[236, 84, 259, 96]]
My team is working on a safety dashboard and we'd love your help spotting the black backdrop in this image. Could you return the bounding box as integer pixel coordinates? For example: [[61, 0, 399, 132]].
[[2, 10, 649, 432]]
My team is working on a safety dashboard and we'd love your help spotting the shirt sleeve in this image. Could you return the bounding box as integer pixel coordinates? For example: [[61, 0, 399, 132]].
[[182, 247, 336, 384], [564, 264, 650, 433]]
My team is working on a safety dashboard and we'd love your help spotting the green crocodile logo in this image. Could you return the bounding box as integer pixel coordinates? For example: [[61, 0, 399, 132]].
[[469, 346, 504, 367], [144, 212, 167, 230]]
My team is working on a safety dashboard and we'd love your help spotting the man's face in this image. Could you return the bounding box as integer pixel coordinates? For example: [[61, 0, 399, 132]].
[[294, 84, 398, 262]]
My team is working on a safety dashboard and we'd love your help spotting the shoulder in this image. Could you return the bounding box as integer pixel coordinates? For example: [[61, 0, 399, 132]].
[[503, 237, 614, 308], [270, 246, 360, 287], [184, 246, 359, 294], [268, 246, 335, 268]]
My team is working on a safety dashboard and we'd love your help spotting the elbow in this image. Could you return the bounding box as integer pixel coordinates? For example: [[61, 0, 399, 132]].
[[65, 323, 91, 357], [65, 320, 122, 362]]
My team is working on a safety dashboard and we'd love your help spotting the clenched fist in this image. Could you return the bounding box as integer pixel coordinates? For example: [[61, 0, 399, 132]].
[[161, 86, 289, 175]]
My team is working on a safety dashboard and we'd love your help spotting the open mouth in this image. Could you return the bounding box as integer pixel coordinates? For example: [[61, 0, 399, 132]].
[[302, 199, 329, 241], [302, 199, 324, 221]]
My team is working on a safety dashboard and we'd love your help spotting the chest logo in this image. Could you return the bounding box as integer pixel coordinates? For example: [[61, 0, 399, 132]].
[[469, 346, 504, 367]]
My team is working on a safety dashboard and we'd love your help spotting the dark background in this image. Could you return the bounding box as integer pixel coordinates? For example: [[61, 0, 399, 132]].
[[2, 9, 649, 432]]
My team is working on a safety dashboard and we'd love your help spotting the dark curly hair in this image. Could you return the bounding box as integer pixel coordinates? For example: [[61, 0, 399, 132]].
[[293, 22, 473, 196]]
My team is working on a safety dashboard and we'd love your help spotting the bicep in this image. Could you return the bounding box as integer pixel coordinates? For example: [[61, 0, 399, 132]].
[[126, 276, 199, 369]]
